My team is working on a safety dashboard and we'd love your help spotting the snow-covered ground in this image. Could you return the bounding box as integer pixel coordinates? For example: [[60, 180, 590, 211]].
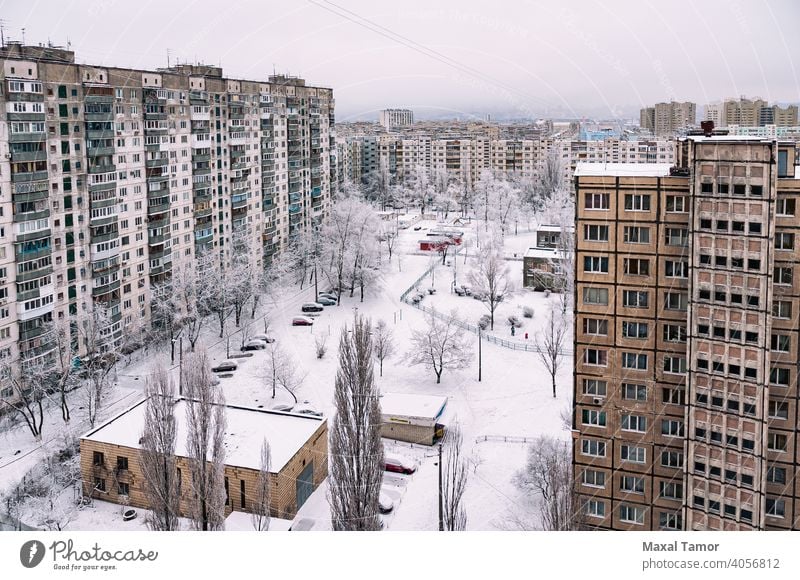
[[0, 215, 572, 531]]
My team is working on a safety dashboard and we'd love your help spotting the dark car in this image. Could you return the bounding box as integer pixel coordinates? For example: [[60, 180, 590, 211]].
[[211, 360, 238, 373], [240, 339, 268, 351]]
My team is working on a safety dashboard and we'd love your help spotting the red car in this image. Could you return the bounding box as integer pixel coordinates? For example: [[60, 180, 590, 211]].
[[384, 453, 416, 475], [292, 316, 314, 326]]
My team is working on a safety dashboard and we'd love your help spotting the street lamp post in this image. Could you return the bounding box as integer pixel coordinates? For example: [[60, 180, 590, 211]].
[[478, 327, 482, 382]]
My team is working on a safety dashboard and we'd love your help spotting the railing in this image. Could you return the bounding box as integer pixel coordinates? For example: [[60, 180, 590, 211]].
[[474, 435, 538, 444]]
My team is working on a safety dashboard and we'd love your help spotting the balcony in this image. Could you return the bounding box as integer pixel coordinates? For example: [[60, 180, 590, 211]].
[[232, 195, 248, 209], [11, 170, 49, 183], [92, 279, 121, 298], [194, 229, 213, 242], [88, 163, 116, 175], [148, 215, 169, 230], [311, 186, 322, 198], [145, 157, 168, 168], [289, 203, 302, 215], [11, 149, 47, 163], [194, 206, 212, 219], [192, 153, 211, 163]]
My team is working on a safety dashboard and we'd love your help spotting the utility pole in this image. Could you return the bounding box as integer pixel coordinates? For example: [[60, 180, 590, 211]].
[[438, 442, 443, 531], [178, 337, 183, 397], [478, 328, 482, 382]]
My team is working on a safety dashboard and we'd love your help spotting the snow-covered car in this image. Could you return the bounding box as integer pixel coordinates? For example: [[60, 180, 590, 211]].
[[384, 453, 416, 475], [211, 360, 238, 372], [240, 339, 268, 351], [270, 403, 294, 412], [413, 225, 422, 231], [248, 333, 276, 343], [319, 292, 338, 301], [301, 302, 324, 314], [378, 492, 394, 514], [292, 400, 323, 417], [317, 296, 337, 306], [292, 316, 314, 326]]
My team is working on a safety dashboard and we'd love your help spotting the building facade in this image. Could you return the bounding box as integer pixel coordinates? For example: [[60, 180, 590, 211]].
[[0, 44, 334, 393], [640, 101, 697, 136], [379, 108, 414, 130], [572, 137, 800, 530], [705, 98, 798, 128]]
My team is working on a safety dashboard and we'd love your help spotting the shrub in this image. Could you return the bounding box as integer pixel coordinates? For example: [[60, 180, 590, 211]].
[[508, 315, 523, 328], [522, 306, 534, 318], [478, 315, 491, 330], [314, 336, 328, 359]]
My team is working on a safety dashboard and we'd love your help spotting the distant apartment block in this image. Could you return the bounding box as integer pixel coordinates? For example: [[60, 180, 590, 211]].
[[379, 108, 413, 130], [705, 97, 798, 128], [639, 101, 697, 136], [0, 43, 334, 393], [572, 135, 800, 530]]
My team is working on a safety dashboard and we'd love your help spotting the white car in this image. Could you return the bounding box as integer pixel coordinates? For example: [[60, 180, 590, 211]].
[[270, 403, 294, 413], [378, 492, 394, 514], [292, 400, 323, 417], [248, 333, 276, 343], [241, 339, 268, 351]]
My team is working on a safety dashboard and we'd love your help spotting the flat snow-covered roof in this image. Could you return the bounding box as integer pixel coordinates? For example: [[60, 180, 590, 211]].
[[380, 393, 447, 420], [82, 398, 325, 472], [574, 162, 672, 177], [525, 247, 572, 259], [224, 510, 292, 531]]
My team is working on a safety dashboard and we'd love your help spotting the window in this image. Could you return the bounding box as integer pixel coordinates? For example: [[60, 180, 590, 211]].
[[620, 476, 645, 494], [661, 420, 684, 437], [771, 334, 791, 352], [768, 400, 789, 420], [582, 409, 606, 427], [666, 195, 687, 212], [776, 198, 796, 216], [583, 318, 608, 336], [775, 232, 794, 250], [770, 367, 790, 386], [664, 260, 687, 278], [659, 482, 683, 500], [767, 466, 787, 485], [766, 498, 785, 518], [663, 356, 687, 374], [622, 290, 648, 308], [94, 477, 106, 492], [701, 182, 713, 193], [583, 256, 608, 273], [620, 445, 646, 464], [584, 192, 609, 210], [224, 477, 230, 506], [767, 432, 787, 452], [582, 470, 605, 488], [583, 287, 609, 305], [622, 383, 647, 401], [748, 258, 761, 270], [665, 228, 688, 246], [583, 379, 607, 396], [663, 324, 686, 343], [621, 352, 647, 370], [749, 222, 762, 234], [623, 226, 650, 244], [623, 258, 649, 276], [624, 194, 650, 211], [659, 512, 682, 530], [118, 482, 130, 496], [621, 321, 648, 339], [665, 292, 687, 311], [619, 504, 644, 525], [116, 456, 129, 471], [772, 301, 792, 319], [581, 439, 606, 457], [621, 415, 646, 433], [584, 224, 609, 242], [661, 451, 683, 469], [584, 500, 605, 518], [240, 479, 246, 509], [774, 267, 793, 285], [93, 451, 105, 466], [584, 348, 607, 366]]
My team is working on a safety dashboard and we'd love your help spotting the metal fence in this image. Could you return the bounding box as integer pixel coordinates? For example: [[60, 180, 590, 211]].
[[474, 435, 538, 444]]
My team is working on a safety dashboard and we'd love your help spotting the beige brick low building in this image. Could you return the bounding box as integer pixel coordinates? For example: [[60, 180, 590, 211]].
[[80, 398, 327, 521], [380, 393, 447, 445]]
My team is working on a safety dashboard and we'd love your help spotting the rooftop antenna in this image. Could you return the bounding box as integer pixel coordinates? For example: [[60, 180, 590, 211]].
[[0, 19, 5, 47], [167, 48, 170, 67], [21, 27, 25, 45]]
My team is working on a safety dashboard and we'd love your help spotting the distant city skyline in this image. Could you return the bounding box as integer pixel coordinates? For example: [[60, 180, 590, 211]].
[[2, 0, 798, 121]]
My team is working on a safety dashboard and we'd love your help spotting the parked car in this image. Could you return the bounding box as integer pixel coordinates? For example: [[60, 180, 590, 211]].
[[319, 291, 338, 300], [317, 296, 337, 306], [413, 225, 422, 231], [378, 492, 394, 514], [293, 400, 323, 417], [301, 302, 324, 314], [454, 286, 466, 296], [248, 333, 276, 343], [211, 360, 238, 373], [292, 316, 314, 326], [384, 453, 417, 475], [270, 403, 294, 412], [241, 339, 268, 351]]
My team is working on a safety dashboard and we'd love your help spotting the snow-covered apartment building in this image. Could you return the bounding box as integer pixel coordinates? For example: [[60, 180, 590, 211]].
[[573, 134, 800, 531], [0, 43, 334, 397]]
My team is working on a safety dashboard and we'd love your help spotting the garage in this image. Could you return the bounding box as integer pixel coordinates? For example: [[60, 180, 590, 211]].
[[379, 393, 448, 446]]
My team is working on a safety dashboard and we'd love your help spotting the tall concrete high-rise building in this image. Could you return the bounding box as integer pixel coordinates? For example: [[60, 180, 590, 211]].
[[573, 135, 800, 530], [379, 108, 413, 130], [0, 43, 334, 387], [639, 101, 696, 135], [707, 97, 797, 128]]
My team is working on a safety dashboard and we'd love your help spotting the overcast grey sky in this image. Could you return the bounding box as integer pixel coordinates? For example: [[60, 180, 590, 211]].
[[2, 0, 798, 120]]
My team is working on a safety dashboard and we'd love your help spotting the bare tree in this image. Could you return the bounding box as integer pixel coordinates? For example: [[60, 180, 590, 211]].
[[441, 421, 468, 531], [139, 365, 180, 531], [372, 319, 395, 377], [251, 438, 272, 531], [49, 319, 79, 423], [406, 310, 474, 384], [535, 305, 569, 398], [535, 149, 564, 210], [468, 239, 512, 331], [0, 353, 48, 439], [228, 228, 256, 328], [150, 279, 183, 364], [514, 436, 582, 530], [314, 335, 328, 359], [183, 350, 227, 531], [328, 314, 384, 531], [262, 342, 305, 402], [78, 302, 120, 428]]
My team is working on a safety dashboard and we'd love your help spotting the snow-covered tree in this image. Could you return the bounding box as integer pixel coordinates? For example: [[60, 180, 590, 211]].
[[406, 310, 474, 384], [514, 436, 581, 530], [228, 229, 257, 328], [328, 314, 384, 531], [140, 365, 180, 531], [441, 421, 468, 531], [406, 164, 433, 215], [494, 179, 521, 237], [150, 279, 184, 364], [372, 319, 395, 377], [262, 342, 305, 402], [468, 239, 512, 331], [183, 350, 227, 531], [535, 149, 565, 209], [78, 302, 120, 427], [535, 305, 569, 398], [49, 318, 79, 423], [377, 221, 399, 262], [0, 351, 48, 439], [251, 438, 272, 531]]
